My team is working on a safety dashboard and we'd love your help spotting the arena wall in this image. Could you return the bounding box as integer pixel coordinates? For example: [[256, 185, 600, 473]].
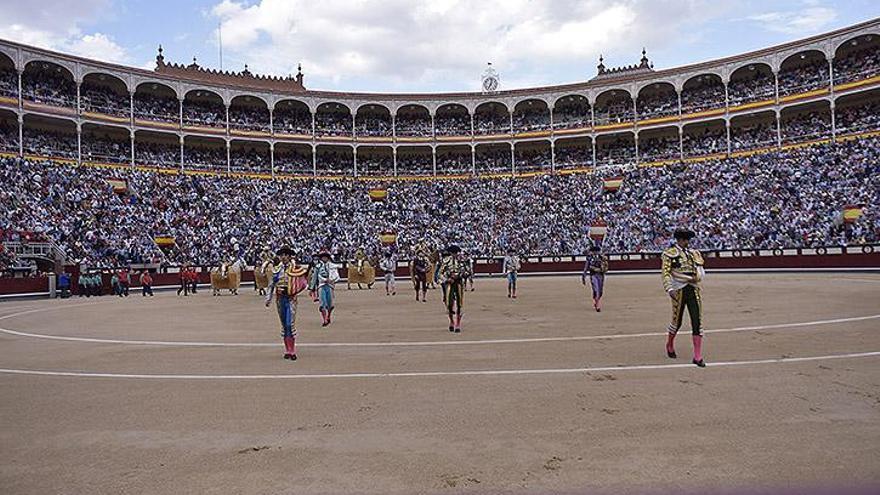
[[2, 248, 878, 297]]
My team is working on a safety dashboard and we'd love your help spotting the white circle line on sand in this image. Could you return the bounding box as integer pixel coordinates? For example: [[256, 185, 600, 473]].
[[0, 312, 877, 348], [0, 351, 878, 380]]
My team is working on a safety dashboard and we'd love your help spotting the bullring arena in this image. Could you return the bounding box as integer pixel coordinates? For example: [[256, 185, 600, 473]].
[[1, 8, 880, 495], [2, 272, 880, 494]]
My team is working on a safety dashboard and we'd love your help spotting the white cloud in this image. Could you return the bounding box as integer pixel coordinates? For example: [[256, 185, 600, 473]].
[[748, 5, 837, 35], [0, 0, 129, 64], [208, 0, 731, 92]]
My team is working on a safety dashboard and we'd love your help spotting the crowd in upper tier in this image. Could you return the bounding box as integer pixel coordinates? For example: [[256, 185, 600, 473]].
[[3, 43, 876, 137], [3, 101, 875, 175], [0, 134, 876, 271]]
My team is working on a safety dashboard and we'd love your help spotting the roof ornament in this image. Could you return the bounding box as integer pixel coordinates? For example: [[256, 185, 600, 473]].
[[155, 45, 165, 68]]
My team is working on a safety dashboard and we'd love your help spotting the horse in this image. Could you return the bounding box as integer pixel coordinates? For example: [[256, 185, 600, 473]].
[[210, 259, 243, 295], [254, 259, 274, 296]]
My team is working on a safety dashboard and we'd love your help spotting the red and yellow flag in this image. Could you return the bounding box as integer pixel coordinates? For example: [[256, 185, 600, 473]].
[[589, 220, 608, 240], [368, 188, 388, 201], [602, 177, 623, 192], [843, 205, 864, 224], [379, 231, 398, 245], [106, 177, 128, 194]]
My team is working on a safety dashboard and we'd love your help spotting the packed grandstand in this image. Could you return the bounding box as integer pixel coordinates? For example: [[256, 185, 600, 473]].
[[0, 19, 878, 272]]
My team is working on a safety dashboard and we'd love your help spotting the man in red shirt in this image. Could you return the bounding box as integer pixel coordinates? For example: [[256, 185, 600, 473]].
[[118, 268, 130, 297], [140, 271, 154, 297], [177, 263, 190, 296]]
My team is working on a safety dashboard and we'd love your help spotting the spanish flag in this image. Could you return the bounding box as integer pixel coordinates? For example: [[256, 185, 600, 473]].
[[603, 177, 623, 192], [843, 205, 864, 224], [106, 177, 128, 194], [154, 236, 176, 246], [368, 188, 388, 202], [379, 231, 398, 245], [589, 220, 608, 240]]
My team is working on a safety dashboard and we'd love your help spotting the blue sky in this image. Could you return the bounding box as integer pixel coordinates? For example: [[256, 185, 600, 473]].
[[1, 0, 878, 93]]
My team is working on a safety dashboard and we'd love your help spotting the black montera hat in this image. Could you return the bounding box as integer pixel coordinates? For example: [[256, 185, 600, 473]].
[[276, 246, 295, 256], [446, 245, 461, 254], [673, 229, 696, 240]]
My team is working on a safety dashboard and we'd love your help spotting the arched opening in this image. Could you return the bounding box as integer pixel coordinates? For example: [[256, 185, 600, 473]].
[[836, 88, 880, 135], [436, 145, 471, 175], [779, 50, 829, 97], [555, 137, 591, 170], [0, 108, 18, 153], [637, 82, 678, 120], [22, 60, 76, 108], [435, 103, 470, 136], [514, 140, 551, 173], [356, 146, 393, 176], [135, 130, 179, 168], [81, 72, 129, 117], [274, 143, 313, 175], [230, 139, 270, 173], [596, 132, 635, 166], [229, 95, 269, 133], [639, 126, 680, 162], [315, 102, 352, 137], [475, 143, 511, 174], [474, 102, 510, 135], [728, 63, 775, 107], [395, 104, 431, 137], [552, 94, 590, 129], [316, 144, 353, 175], [513, 99, 550, 132], [274, 99, 311, 136], [681, 73, 725, 114], [397, 146, 432, 175], [0, 52, 17, 99], [22, 114, 77, 159], [183, 89, 225, 129], [134, 81, 179, 124], [594, 89, 634, 126], [780, 101, 831, 144], [682, 119, 726, 157], [355, 104, 392, 137], [183, 135, 226, 172], [82, 123, 130, 164], [834, 34, 880, 85], [730, 111, 777, 152]]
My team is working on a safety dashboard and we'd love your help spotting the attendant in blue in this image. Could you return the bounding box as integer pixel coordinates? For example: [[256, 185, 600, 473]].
[[265, 247, 309, 361], [309, 251, 340, 327], [581, 245, 609, 312], [502, 250, 521, 299]]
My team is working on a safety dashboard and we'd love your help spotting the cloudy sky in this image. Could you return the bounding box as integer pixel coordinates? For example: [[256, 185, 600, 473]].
[[0, 0, 877, 93]]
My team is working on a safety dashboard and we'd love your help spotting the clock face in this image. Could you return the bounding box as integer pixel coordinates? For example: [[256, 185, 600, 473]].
[[482, 76, 498, 92]]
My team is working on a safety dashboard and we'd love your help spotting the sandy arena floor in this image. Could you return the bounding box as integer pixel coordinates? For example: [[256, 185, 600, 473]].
[[0, 273, 878, 495]]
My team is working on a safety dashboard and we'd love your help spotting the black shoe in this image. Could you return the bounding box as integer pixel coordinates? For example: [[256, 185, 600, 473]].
[[449, 326, 454, 332], [454, 328, 461, 333], [693, 359, 706, 367], [283, 354, 291, 360], [667, 350, 677, 359], [289, 354, 297, 361]]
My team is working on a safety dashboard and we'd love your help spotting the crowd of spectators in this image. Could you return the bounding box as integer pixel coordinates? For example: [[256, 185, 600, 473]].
[[316, 112, 352, 137], [0, 67, 16, 99], [80, 82, 129, 117], [728, 70, 776, 106], [228, 105, 269, 132], [21, 68, 76, 108], [681, 79, 725, 114], [512, 107, 551, 132], [183, 99, 225, 128], [355, 116, 392, 137], [1, 135, 877, 269], [682, 126, 726, 156], [594, 97, 634, 125], [781, 110, 831, 144], [778, 59, 830, 96], [133, 92, 179, 123], [834, 43, 880, 84], [637, 91, 678, 119]]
